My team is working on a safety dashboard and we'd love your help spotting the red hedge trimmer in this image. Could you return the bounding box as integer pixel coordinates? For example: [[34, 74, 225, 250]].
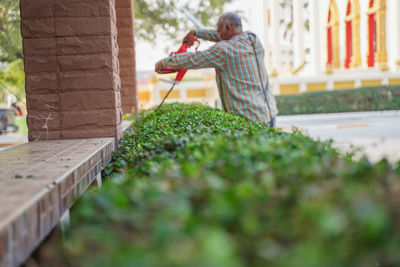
[[156, 38, 200, 111]]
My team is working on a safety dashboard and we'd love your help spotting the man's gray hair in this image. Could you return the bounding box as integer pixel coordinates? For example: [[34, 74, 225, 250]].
[[218, 12, 242, 29]]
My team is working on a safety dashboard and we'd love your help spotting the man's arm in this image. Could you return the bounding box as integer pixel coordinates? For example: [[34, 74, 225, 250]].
[[156, 44, 225, 73], [183, 29, 221, 45], [194, 29, 221, 42]]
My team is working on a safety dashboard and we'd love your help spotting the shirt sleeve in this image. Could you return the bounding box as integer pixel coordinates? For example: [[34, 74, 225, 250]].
[[194, 29, 221, 42], [160, 44, 225, 70]]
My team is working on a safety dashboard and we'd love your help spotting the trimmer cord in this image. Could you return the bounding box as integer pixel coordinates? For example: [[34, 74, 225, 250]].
[[155, 82, 176, 112]]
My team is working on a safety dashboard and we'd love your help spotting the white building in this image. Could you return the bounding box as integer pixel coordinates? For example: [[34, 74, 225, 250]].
[[263, 0, 400, 94], [138, 0, 400, 108]]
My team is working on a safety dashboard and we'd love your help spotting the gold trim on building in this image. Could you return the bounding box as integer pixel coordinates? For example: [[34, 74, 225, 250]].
[[280, 84, 300, 95], [345, 0, 361, 68], [361, 80, 382, 87], [367, 0, 388, 71], [389, 79, 400, 85], [292, 61, 306, 75], [271, 69, 279, 77], [187, 89, 207, 98], [307, 83, 327, 92], [327, 0, 341, 70], [334, 81, 355, 90], [160, 90, 180, 99], [325, 67, 334, 74], [138, 91, 151, 101]]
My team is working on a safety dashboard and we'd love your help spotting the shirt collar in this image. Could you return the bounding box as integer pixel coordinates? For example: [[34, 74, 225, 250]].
[[231, 31, 251, 41]]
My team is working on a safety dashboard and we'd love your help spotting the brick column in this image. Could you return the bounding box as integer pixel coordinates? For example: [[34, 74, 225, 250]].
[[21, 0, 123, 142], [116, 0, 138, 114]]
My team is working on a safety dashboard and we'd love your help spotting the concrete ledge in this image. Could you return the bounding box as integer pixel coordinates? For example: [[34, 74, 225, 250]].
[[0, 137, 114, 267]]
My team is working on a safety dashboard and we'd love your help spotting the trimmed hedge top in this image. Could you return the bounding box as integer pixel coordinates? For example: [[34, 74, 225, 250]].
[[40, 103, 400, 267]]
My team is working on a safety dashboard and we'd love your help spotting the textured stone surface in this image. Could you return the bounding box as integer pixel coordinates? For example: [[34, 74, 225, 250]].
[[119, 68, 135, 77], [21, 0, 124, 142], [55, 17, 111, 37], [23, 38, 56, 56], [116, 17, 133, 28], [56, 36, 112, 55], [59, 70, 116, 90], [20, 0, 53, 18], [54, 0, 111, 18], [117, 27, 134, 37], [116, 7, 133, 17], [58, 54, 113, 71], [118, 47, 135, 58], [24, 56, 59, 74], [20, 19, 55, 38], [60, 90, 120, 111], [25, 73, 58, 94], [116, 0, 137, 114], [62, 127, 117, 139], [0, 138, 114, 267], [26, 94, 60, 112], [117, 37, 135, 50], [28, 130, 62, 141], [120, 76, 136, 87], [62, 109, 120, 129], [27, 112, 61, 131]]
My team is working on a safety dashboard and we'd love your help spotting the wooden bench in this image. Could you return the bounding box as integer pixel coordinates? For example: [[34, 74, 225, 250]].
[[0, 137, 115, 267]]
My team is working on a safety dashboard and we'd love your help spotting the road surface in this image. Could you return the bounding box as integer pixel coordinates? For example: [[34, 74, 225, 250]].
[[277, 110, 400, 164], [0, 133, 28, 152]]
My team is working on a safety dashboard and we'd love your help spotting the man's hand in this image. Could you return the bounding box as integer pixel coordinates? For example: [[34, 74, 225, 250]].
[[155, 60, 163, 74], [183, 30, 195, 47]]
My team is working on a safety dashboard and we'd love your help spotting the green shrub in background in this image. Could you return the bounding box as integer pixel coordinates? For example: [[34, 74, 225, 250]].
[[15, 116, 27, 134], [36, 103, 400, 267], [277, 85, 400, 115]]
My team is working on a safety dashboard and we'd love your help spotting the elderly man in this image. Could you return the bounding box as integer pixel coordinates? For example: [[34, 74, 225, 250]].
[[155, 12, 278, 126]]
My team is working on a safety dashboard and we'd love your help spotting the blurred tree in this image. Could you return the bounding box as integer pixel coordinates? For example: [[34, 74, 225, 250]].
[[0, 0, 22, 62], [134, 0, 234, 43], [0, 59, 25, 103], [0, 0, 24, 103]]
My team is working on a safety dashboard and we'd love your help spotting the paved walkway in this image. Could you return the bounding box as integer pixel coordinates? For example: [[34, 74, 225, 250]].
[[0, 137, 115, 267], [0, 134, 28, 151], [277, 110, 400, 164], [0, 121, 132, 267]]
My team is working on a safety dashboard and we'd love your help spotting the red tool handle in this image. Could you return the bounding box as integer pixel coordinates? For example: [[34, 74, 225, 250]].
[[159, 39, 200, 79]]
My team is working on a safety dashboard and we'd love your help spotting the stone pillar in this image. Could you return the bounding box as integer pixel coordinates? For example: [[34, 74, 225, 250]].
[[270, 0, 282, 76], [116, 0, 138, 114], [20, 0, 123, 143], [309, 0, 322, 75], [293, 0, 305, 68]]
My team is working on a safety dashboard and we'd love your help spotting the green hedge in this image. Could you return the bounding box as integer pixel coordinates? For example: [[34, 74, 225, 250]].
[[37, 103, 400, 267], [277, 85, 400, 115]]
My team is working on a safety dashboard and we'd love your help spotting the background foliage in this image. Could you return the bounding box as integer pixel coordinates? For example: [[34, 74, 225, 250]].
[[0, 0, 24, 104], [0, 0, 21, 62], [134, 0, 233, 43]]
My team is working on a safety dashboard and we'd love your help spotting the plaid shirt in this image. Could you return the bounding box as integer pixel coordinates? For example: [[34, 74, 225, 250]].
[[160, 29, 278, 123]]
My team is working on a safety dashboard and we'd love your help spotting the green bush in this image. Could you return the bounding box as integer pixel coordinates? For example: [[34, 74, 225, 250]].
[[277, 85, 400, 115], [15, 116, 27, 134], [38, 103, 400, 267]]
